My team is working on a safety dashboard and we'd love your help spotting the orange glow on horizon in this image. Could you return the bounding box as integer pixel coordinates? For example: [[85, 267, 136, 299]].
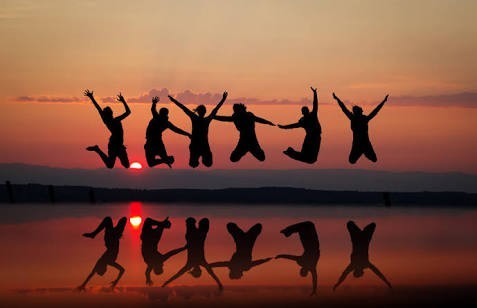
[[129, 216, 142, 228], [130, 162, 142, 170]]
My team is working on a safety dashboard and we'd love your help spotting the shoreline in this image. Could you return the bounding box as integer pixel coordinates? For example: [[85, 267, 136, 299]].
[[1, 183, 476, 206]]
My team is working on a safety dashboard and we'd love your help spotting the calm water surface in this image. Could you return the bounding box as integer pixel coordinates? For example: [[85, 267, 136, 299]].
[[1, 203, 476, 290]]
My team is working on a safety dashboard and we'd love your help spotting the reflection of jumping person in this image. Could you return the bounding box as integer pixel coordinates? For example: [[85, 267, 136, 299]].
[[145, 96, 191, 168], [332, 93, 389, 164], [168, 92, 228, 168], [162, 217, 223, 291], [276, 221, 320, 295], [279, 87, 321, 164], [141, 217, 186, 286], [333, 221, 392, 291], [84, 89, 131, 168], [210, 223, 271, 279], [215, 103, 275, 162], [78, 217, 127, 290]]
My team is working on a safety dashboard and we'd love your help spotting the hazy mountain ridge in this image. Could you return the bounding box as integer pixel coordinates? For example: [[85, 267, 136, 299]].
[[1, 163, 476, 193]]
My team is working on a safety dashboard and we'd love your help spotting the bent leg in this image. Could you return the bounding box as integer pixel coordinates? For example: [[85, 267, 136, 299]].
[[230, 142, 249, 162], [202, 148, 213, 167], [117, 145, 130, 168], [250, 143, 265, 162], [348, 144, 363, 164], [90, 145, 116, 169], [363, 143, 377, 162]]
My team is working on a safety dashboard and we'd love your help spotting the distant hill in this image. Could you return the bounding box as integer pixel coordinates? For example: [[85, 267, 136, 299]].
[[1, 183, 476, 206], [1, 163, 476, 193]]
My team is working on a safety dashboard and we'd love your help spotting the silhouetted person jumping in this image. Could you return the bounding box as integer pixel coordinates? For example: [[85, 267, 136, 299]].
[[210, 223, 272, 279], [278, 87, 321, 164], [168, 92, 228, 168], [332, 93, 389, 164], [162, 217, 223, 291], [145, 96, 192, 168], [78, 216, 127, 290], [333, 221, 392, 290], [276, 221, 320, 295], [141, 217, 187, 286], [215, 103, 275, 162], [84, 89, 131, 168]]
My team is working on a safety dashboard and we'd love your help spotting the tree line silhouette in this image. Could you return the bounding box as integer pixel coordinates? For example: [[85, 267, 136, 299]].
[[79, 217, 392, 295], [84, 88, 389, 168]]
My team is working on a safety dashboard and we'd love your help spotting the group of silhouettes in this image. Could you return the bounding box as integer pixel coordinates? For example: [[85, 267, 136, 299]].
[[84, 88, 389, 168], [78, 217, 392, 295]]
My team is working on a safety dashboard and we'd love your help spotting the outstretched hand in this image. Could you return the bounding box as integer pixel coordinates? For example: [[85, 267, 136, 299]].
[[332, 92, 338, 100], [152, 96, 160, 104], [383, 94, 389, 102], [222, 91, 228, 100], [116, 92, 126, 103], [84, 89, 94, 98]]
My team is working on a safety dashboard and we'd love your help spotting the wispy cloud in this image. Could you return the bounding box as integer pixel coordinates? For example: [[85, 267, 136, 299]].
[[12, 89, 477, 107]]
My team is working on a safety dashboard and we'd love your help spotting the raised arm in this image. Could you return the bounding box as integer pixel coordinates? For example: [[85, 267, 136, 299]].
[[163, 245, 187, 261], [332, 92, 353, 119], [115, 93, 131, 121], [333, 263, 353, 291], [254, 115, 275, 126], [84, 89, 103, 115], [150, 96, 159, 117], [145, 265, 153, 286], [278, 122, 301, 129], [208, 91, 228, 118], [310, 268, 317, 296], [162, 265, 189, 287], [168, 122, 192, 138], [310, 87, 318, 114], [368, 262, 392, 289], [367, 94, 389, 120], [168, 95, 195, 118], [109, 262, 125, 288]]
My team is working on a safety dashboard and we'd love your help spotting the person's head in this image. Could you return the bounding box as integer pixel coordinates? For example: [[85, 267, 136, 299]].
[[153, 263, 164, 275], [194, 105, 206, 117], [103, 106, 113, 119], [353, 268, 364, 278], [94, 260, 107, 276], [159, 107, 169, 119], [301, 106, 310, 116], [352, 106, 363, 115], [229, 268, 243, 279], [233, 103, 246, 114], [300, 267, 309, 277], [189, 266, 202, 278]]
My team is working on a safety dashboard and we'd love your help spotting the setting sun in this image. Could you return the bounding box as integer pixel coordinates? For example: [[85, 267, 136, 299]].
[[129, 216, 142, 228], [130, 162, 142, 170]]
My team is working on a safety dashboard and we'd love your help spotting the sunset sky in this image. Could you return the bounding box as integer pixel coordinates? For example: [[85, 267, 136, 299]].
[[1, 0, 476, 172]]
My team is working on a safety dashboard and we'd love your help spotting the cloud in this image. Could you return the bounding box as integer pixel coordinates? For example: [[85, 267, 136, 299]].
[[12, 90, 477, 107], [390, 92, 477, 108]]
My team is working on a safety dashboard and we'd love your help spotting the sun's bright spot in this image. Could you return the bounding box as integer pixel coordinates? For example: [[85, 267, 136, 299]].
[[129, 216, 142, 228], [130, 162, 142, 170]]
